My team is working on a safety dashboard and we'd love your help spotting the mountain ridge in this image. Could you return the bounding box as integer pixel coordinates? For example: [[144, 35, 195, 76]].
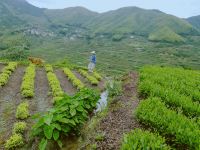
[[1, 0, 200, 42]]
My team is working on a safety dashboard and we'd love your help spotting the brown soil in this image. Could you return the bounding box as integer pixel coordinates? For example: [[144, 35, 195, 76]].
[[29, 67, 53, 114], [0, 66, 25, 148], [73, 71, 92, 88], [0, 63, 5, 72], [55, 69, 77, 96], [95, 72, 141, 150]]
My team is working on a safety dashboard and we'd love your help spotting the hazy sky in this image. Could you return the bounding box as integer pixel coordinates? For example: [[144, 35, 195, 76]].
[[27, 0, 200, 18]]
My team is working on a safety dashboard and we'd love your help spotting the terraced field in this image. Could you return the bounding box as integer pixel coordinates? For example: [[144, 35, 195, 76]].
[[0, 62, 104, 149], [121, 66, 200, 150]]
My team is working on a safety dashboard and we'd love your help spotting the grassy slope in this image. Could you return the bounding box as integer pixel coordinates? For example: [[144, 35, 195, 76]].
[[30, 35, 200, 76], [187, 15, 200, 29], [86, 7, 195, 36]]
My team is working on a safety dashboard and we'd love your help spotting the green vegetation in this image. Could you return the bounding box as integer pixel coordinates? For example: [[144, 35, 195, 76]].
[[45, 64, 66, 101], [63, 68, 84, 89], [31, 89, 100, 150], [4, 134, 24, 150], [12, 122, 27, 134], [139, 66, 200, 117], [106, 80, 122, 97], [136, 97, 200, 149], [78, 69, 99, 85], [21, 64, 36, 98], [46, 65, 64, 102], [148, 27, 185, 43], [45, 64, 53, 73], [93, 71, 102, 81], [16, 102, 29, 120], [0, 62, 17, 86], [1, 0, 200, 76], [121, 129, 170, 150]]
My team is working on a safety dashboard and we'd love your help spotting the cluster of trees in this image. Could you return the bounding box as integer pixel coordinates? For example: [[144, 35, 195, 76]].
[[0, 33, 30, 61]]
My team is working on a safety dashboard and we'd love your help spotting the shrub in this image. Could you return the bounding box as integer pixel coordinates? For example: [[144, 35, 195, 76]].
[[63, 68, 84, 89], [45, 64, 53, 73], [32, 88, 100, 150], [121, 129, 170, 150], [4, 134, 24, 150], [16, 102, 29, 120], [21, 64, 35, 98], [106, 80, 122, 97], [46, 71, 64, 102], [93, 71, 102, 81], [135, 97, 200, 149], [13, 122, 27, 134], [0, 62, 17, 87], [78, 69, 98, 85]]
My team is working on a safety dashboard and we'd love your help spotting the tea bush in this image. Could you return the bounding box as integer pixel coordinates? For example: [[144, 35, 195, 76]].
[[12, 122, 27, 134], [78, 69, 98, 85], [121, 129, 170, 150], [63, 68, 84, 89], [21, 64, 35, 98], [136, 98, 200, 149], [16, 102, 29, 120], [0, 62, 17, 87], [4, 134, 24, 150]]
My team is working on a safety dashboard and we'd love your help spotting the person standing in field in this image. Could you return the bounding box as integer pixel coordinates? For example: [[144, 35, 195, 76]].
[[88, 51, 96, 72]]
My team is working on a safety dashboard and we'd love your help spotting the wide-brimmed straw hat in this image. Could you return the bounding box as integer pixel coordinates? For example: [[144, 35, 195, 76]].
[[91, 51, 96, 54]]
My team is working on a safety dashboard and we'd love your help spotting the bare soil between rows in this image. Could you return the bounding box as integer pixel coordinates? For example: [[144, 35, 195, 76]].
[[0, 66, 25, 149], [0, 64, 105, 149], [55, 69, 77, 95], [94, 72, 141, 150]]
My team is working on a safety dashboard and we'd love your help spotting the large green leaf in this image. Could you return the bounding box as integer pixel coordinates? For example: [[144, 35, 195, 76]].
[[43, 125, 53, 139], [52, 123, 61, 131], [39, 138, 47, 150], [57, 140, 63, 148], [59, 118, 70, 124], [44, 114, 53, 125], [53, 130, 60, 141], [70, 108, 76, 116]]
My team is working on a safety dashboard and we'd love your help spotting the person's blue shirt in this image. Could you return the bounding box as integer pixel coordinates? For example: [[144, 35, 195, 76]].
[[90, 54, 96, 64]]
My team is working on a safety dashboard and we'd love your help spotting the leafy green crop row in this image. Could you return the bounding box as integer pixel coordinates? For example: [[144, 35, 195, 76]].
[[136, 97, 200, 149], [63, 68, 84, 89], [78, 69, 99, 85], [21, 64, 36, 98], [0, 62, 17, 87], [139, 80, 200, 117], [5, 101, 29, 149], [45, 64, 53, 73], [93, 71, 102, 81], [16, 101, 29, 120], [46, 65, 64, 102], [31, 88, 100, 150], [140, 66, 200, 102], [121, 129, 170, 150]]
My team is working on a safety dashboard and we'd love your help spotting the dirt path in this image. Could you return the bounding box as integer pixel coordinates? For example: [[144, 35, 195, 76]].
[[95, 72, 141, 150], [0, 63, 5, 72], [0, 66, 25, 147], [55, 69, 77, 96], [29, 67, 53, 114]]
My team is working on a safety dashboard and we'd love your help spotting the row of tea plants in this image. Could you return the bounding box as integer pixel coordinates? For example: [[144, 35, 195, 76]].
[[21, 64, 36, 98], [0, 62, 17, 87]]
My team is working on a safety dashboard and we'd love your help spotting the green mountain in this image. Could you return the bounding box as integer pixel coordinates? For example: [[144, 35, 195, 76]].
[[0, 0, 199, 42], [187, 15, 200, 29], [86, 7, 196, 36]]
